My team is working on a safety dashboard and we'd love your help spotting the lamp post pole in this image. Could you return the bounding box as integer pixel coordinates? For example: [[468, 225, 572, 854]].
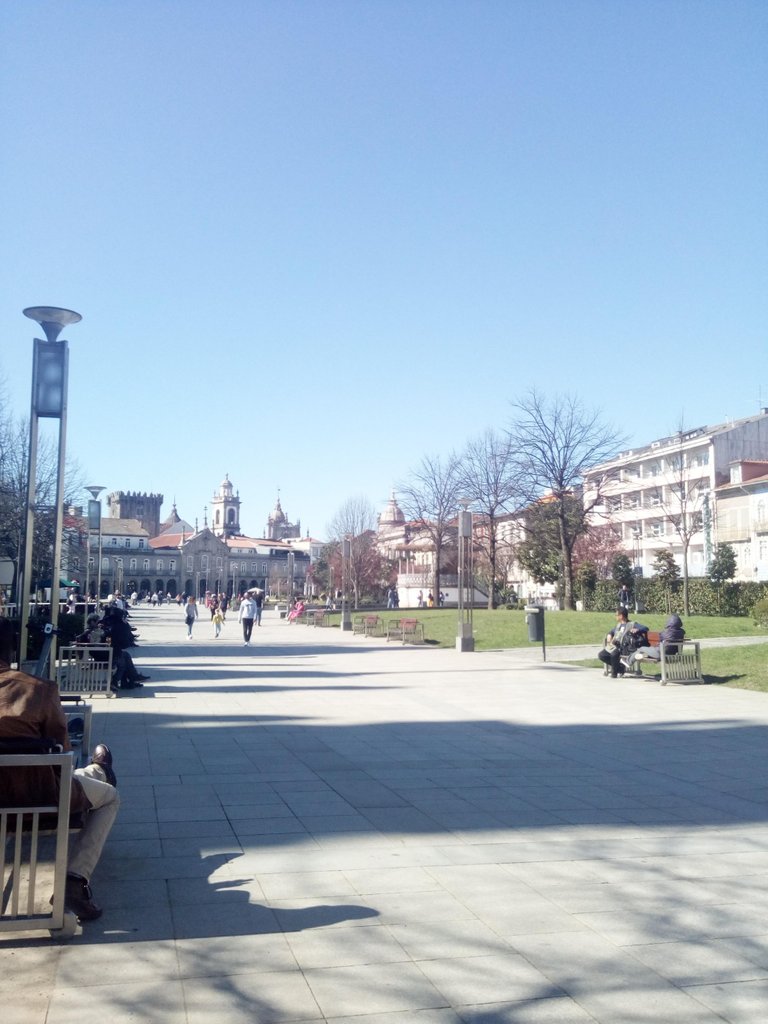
[[86, 486, 105, 613], [456, 504, 475, 652], [18, 307, 82, 673], [341, 535, 352, 630]]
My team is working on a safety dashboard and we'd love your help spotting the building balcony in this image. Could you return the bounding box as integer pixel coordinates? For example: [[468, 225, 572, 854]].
[[716, 527, 751, 543]]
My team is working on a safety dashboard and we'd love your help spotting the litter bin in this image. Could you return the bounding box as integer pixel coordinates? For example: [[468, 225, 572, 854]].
[[524, 605, 544, 642]]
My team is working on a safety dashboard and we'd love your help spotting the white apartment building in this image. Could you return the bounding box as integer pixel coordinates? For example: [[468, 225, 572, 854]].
[[714, 461, 768, 581], [582, 411, 768, 580]]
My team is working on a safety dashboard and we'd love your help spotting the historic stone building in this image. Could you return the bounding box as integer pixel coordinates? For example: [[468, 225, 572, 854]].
[[210, 475, 242, 538], [106, 491, 163, 539], [266, 494, 301, 541]]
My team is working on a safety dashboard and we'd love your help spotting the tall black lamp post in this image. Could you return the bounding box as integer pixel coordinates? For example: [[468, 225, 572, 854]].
[[18, 306, 82, 672]]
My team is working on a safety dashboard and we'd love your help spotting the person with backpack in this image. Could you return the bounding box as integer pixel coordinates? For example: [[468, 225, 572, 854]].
[[598, 608, 649, 678]]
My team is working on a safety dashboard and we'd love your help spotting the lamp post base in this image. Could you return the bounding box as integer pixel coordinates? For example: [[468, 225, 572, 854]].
[[456, 635, 475, 652]]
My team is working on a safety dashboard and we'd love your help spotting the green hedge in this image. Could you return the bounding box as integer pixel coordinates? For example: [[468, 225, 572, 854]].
[[582, 579, 768, 617]]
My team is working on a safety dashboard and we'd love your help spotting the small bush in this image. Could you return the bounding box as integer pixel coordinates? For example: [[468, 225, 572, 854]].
[[752, 597, 768, 628]]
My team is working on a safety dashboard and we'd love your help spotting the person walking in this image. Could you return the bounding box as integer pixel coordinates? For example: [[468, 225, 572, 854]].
[[253, 589, 264, 625], [238, 592, 257, 646], [184, 596, 198, 639], [212, 605, 224, 638]]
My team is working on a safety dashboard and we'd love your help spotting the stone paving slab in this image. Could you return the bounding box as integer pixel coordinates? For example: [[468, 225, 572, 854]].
[[3, 603, 768, 1022]]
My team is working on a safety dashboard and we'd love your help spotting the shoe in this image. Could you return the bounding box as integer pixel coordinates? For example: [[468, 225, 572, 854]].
[[611, 672, 618, 678], [92, 743, 117, 786], [634, 651, 645, 661], [64, 873, 103, 921], [136, 673, 151, 681]]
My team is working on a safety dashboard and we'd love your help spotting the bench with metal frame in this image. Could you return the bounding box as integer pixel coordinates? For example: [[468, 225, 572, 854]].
[[353, 614, 384, 638], [623, 631, 705, 685], [385, 617, 425, 644], [56, 644, 114, 697], [0, 746, 81, 939]]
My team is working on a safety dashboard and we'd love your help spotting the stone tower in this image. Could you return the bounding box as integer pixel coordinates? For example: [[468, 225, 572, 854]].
[[107, 491, 164, 538], [211, 474, 241, 538]]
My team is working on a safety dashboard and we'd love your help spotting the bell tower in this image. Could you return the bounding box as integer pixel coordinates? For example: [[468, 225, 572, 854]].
[[211, 474, 241, 538]]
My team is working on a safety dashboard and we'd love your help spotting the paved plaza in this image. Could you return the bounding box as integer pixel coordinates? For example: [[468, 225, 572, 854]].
[[4, 603, 768, 1023]]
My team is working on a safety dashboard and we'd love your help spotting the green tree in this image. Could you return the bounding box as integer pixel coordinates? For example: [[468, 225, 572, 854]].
[[708, 542, 737, 613], [652, 548, 680, 612], [517, 496, 585, 599], [611, 553, 634, 589]]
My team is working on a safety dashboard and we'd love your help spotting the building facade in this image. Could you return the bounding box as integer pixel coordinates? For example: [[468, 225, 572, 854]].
[[582, 411, 768, 580]]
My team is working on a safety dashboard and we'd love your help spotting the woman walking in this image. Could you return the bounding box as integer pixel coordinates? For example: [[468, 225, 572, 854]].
[[184, 595, 198, 639]]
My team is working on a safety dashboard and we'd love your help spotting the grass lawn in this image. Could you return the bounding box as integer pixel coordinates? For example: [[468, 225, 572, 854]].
[[322, 607, 768, 692], [573, 645, 768, 692], [327, 607, 766, 649]]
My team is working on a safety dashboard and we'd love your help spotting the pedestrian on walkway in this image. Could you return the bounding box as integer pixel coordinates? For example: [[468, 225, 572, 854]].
[[184, 595, 198, 639], [238, 592, 257, 646], [253, 589, 264, 625], [212, 606, 224, 637]]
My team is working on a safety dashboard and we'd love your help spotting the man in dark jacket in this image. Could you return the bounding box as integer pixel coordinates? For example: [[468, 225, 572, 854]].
[[597, 608, 649, 678], [0, 619, 119, 920]]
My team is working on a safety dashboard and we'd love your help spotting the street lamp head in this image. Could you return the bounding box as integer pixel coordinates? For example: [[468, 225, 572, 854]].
[[85, 485, 106, 500], [23, 306, 82, 343]]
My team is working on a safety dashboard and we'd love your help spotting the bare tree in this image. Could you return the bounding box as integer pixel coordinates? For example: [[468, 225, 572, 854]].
[[508, 389, 625, 610], [327, 496, 380, 608], [658, 429, 708, 616], [398, 453, 462, 603], [458, 429, 525, 608]]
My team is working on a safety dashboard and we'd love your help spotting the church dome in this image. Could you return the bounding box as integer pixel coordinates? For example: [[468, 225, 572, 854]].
[[270, 496, 286, 523], [379, 492, 405, 528]]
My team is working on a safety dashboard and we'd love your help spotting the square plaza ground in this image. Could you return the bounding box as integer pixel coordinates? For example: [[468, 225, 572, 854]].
[[3, 604, 768, 1023]]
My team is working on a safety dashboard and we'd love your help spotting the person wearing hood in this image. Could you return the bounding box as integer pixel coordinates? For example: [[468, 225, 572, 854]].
[[633, 614, 686, 667]]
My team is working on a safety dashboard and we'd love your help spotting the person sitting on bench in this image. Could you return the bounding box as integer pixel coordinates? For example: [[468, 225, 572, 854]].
[[632, 613, 686, 667], [0, 619, 120, 922], [597, 608, 649, 678]]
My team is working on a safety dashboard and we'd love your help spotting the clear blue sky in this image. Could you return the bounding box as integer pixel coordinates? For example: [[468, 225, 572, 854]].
[[1, 1, 766, 539]]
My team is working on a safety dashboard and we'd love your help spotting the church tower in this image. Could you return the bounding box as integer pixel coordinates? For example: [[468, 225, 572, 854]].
[[211, 474, 241, 538]]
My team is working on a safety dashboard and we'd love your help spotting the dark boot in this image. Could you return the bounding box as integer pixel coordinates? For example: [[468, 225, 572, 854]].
[[64, 873, 103, 921]]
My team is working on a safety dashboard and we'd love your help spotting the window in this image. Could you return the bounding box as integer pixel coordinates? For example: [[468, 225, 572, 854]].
[[125, 538, 131, 548], [216, 557, 223, 570], [241, 562, 246, 573], [111, 538, 117, 546], [138, 539, 145, 549], [156, 559, 164, 571], [170, 559, 176, 571], [262, 562, 267, 574], [88, 557, 94, 569], [186, 556, 193, 571], [143, 559, 150, 571], [201, 555, 209, 570], [72, 557, 80, 569], [101, 557, 109, 570], [251, 562, 257, 573], [130, 558, 137, 571], [649, 521, 664, 538]]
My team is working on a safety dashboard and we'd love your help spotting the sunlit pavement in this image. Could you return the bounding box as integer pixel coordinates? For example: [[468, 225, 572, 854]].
[[6, 603, 768, 1023]]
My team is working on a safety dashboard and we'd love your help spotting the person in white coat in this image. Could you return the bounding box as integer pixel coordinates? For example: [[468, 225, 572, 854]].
[[238, 594, 258, 646]]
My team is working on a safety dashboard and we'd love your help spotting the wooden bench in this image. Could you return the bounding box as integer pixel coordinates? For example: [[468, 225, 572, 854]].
[[0, 748, 80, 939], [386, 617, 425, 644], [57, 645, 114, 697], [353, 614, 383, 638], [626, 631, 705, 686], [301, 609, 329, 627]]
